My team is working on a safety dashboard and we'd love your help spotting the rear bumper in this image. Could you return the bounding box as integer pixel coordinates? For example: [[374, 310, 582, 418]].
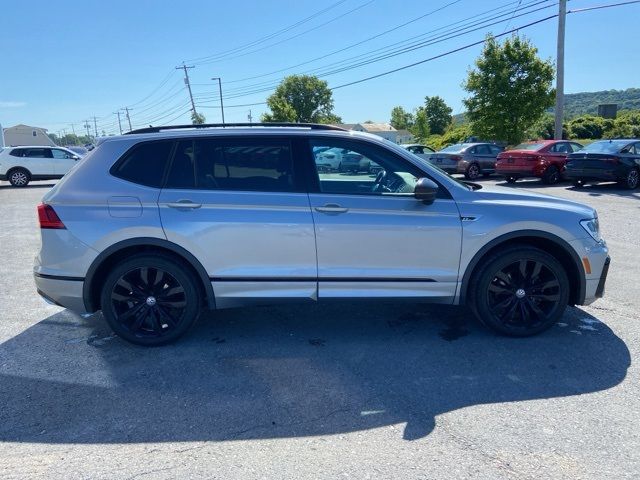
[[565, 167, 620, 181], [34, 273, 87, 313]]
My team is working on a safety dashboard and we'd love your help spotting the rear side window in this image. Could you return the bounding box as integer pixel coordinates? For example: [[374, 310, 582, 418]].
[[111, 141, 173, 188], [20, 148, 52, 158], [165, 138, 296, 192], [9, 149, 25, 157], [475, 145, 491, 155], [489, 145, 502, 154]]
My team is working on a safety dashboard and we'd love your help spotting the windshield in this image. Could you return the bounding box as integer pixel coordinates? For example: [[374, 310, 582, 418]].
[[513, 142, 546, 151], [439, 144, 466, 153], [582, 140, 629, 154]]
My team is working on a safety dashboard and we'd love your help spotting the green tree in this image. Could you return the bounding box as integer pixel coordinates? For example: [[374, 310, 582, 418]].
[[526, 113, 568, 140], [262, 75, 341, 123], [463, 35, 555, 145], [610, 110, 640, 138], [423, 96, 452, 135], [411, 108, 430, 141], [567, 115, 606, 139], [191, 111, 206, 125], [390, 106, 414, 130]]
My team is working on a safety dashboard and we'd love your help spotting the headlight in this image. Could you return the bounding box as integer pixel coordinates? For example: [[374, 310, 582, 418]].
[[580, 218, 602, 243]]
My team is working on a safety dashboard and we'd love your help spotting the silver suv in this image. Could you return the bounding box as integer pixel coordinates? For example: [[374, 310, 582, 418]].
[[34, 123, 610, 346]]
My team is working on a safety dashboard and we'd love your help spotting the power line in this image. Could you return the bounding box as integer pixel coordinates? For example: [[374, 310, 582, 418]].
[[216, 0, 557, 100], [186, 0, 349, 63], [193, 0, 377, 66]]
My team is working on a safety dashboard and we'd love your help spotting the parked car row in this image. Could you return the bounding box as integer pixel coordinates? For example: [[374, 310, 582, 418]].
[[400, 139, 640, 189]]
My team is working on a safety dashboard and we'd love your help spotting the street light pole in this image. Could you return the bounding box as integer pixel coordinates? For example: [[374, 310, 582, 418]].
[[211, 77, 225, 125], [554, 0, 567, 139]]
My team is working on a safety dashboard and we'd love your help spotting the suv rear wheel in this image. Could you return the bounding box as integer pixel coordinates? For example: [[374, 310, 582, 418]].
[[8, 168, 30, 187], [100, 254, 201, 346], [470, 246, 569, 336]]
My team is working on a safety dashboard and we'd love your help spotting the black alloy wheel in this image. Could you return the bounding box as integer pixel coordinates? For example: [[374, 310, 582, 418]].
[[101, 255, 200, 346], [621, 168, 639, 190], [542, 165, 560, 185], [471, 247, 569, 336]]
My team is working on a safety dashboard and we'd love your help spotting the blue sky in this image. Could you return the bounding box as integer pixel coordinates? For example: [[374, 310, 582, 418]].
[[0, 0, 638, 136]]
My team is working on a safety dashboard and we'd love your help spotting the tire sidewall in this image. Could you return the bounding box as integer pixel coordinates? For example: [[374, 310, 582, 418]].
[[471, 247, 569, 337], [625, 168, 639, 189], [100, 255, 201, 346]]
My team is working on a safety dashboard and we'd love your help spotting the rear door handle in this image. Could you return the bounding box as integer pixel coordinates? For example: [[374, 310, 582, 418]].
[[167, 200, 202, 209], [315, 203, 348, 214]]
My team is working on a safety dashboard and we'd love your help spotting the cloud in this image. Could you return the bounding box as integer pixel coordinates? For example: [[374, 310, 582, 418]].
[[0, 101, 26, 108]]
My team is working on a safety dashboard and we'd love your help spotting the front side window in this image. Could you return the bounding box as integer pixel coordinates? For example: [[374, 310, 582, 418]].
[[549, 142, 571, 154], [111, 140, 173, 188], [309, 138, 425, 196], [165, 138, 295, 192], [51, 149, 73, 159], [475, 145, 491, 155]]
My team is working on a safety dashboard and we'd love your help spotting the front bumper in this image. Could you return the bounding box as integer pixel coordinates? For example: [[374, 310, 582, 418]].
[[34, 273, 87, 313]]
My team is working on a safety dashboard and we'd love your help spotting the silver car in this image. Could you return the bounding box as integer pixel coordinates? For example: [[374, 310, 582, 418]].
[[429, 142, 504, 180], [34, 123, 610, 346]]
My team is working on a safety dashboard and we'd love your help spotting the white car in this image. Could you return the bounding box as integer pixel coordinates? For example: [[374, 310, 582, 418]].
[[402, 144, 436, 161], [0, 146, 81, 187]]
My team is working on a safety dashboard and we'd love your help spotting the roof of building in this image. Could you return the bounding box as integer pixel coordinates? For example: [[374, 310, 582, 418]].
[[359, 122, 396, 133]]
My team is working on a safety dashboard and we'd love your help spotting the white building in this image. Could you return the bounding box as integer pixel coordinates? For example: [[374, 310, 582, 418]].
[[2, 124, 55, 146], [336, 122, 398, 143]]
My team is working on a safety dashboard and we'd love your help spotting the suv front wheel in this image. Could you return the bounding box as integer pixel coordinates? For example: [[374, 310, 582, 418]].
[[100, 254, 201, 346], [470, 246, 569, 336]]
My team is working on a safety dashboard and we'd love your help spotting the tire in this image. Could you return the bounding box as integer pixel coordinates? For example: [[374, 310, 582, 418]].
[[100, 254, 201, 346], [469, 245, 569, 337], [8, 168, 30, 187], [465, 163, 481, 180], [619, 168, 639, 190], [338, 162, 344, 173], [542, 165, 560, 185], [572, 179, 585, 188], [505, 176, 517, 184]]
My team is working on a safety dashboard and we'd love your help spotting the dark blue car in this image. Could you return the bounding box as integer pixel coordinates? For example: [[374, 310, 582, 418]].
[[565, 139, 640, 189]]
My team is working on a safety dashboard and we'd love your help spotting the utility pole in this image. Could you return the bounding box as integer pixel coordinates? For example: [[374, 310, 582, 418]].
[[70, 124, 76, 136], [554, 0, 567, 140], [114, 111, 123, 134], [211, 76, 225, 124], [122, 107, 133, 131], [248, 109, 253, 124], [177, 63, 197, 117], [84, 120, 91, 138], [92, 116, 98, 137]]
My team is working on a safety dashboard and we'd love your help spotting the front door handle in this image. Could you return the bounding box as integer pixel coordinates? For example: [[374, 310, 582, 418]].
[[315, 203, 348, 214], [167, 199, 202, 209]]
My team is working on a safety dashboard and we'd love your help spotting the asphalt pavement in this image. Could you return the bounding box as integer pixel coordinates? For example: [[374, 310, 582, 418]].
[[0, 178, 638, 479]]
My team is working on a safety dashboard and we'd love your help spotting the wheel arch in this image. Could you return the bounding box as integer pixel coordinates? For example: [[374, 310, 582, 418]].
[[459, 230, 585, 306], [7, 165, 32, 178], [83, 237, 216, 312]]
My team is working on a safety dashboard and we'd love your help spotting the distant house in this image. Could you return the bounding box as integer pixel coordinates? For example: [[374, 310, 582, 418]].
[[336, 122, 398, 143], [395, 129, 415, 144], [2, 124, 55, 146]]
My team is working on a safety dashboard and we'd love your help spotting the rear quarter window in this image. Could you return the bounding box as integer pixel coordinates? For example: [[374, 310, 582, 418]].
[[110, 141, 173, 188]]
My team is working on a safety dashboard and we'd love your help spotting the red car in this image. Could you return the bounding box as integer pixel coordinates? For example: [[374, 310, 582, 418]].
[[496, 140, 584, 184]]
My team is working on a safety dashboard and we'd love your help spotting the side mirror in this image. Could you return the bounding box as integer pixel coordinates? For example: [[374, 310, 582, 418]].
[[414, 177, 438, 205], [72, 155, 80, 160]]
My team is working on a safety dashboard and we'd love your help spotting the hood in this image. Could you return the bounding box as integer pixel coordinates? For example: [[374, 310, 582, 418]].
[[471, 184, 596, 218]]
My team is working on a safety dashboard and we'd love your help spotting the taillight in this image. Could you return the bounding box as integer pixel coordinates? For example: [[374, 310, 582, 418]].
[[451, 155, 462, 161], [37, 203, 66, 229]]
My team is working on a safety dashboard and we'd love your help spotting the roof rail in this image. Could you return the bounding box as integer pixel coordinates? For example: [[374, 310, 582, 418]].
[[125, 122, 347, 135]]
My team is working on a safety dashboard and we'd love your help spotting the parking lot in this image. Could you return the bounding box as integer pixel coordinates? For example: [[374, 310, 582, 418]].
[[0, 178, 638, 479]]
